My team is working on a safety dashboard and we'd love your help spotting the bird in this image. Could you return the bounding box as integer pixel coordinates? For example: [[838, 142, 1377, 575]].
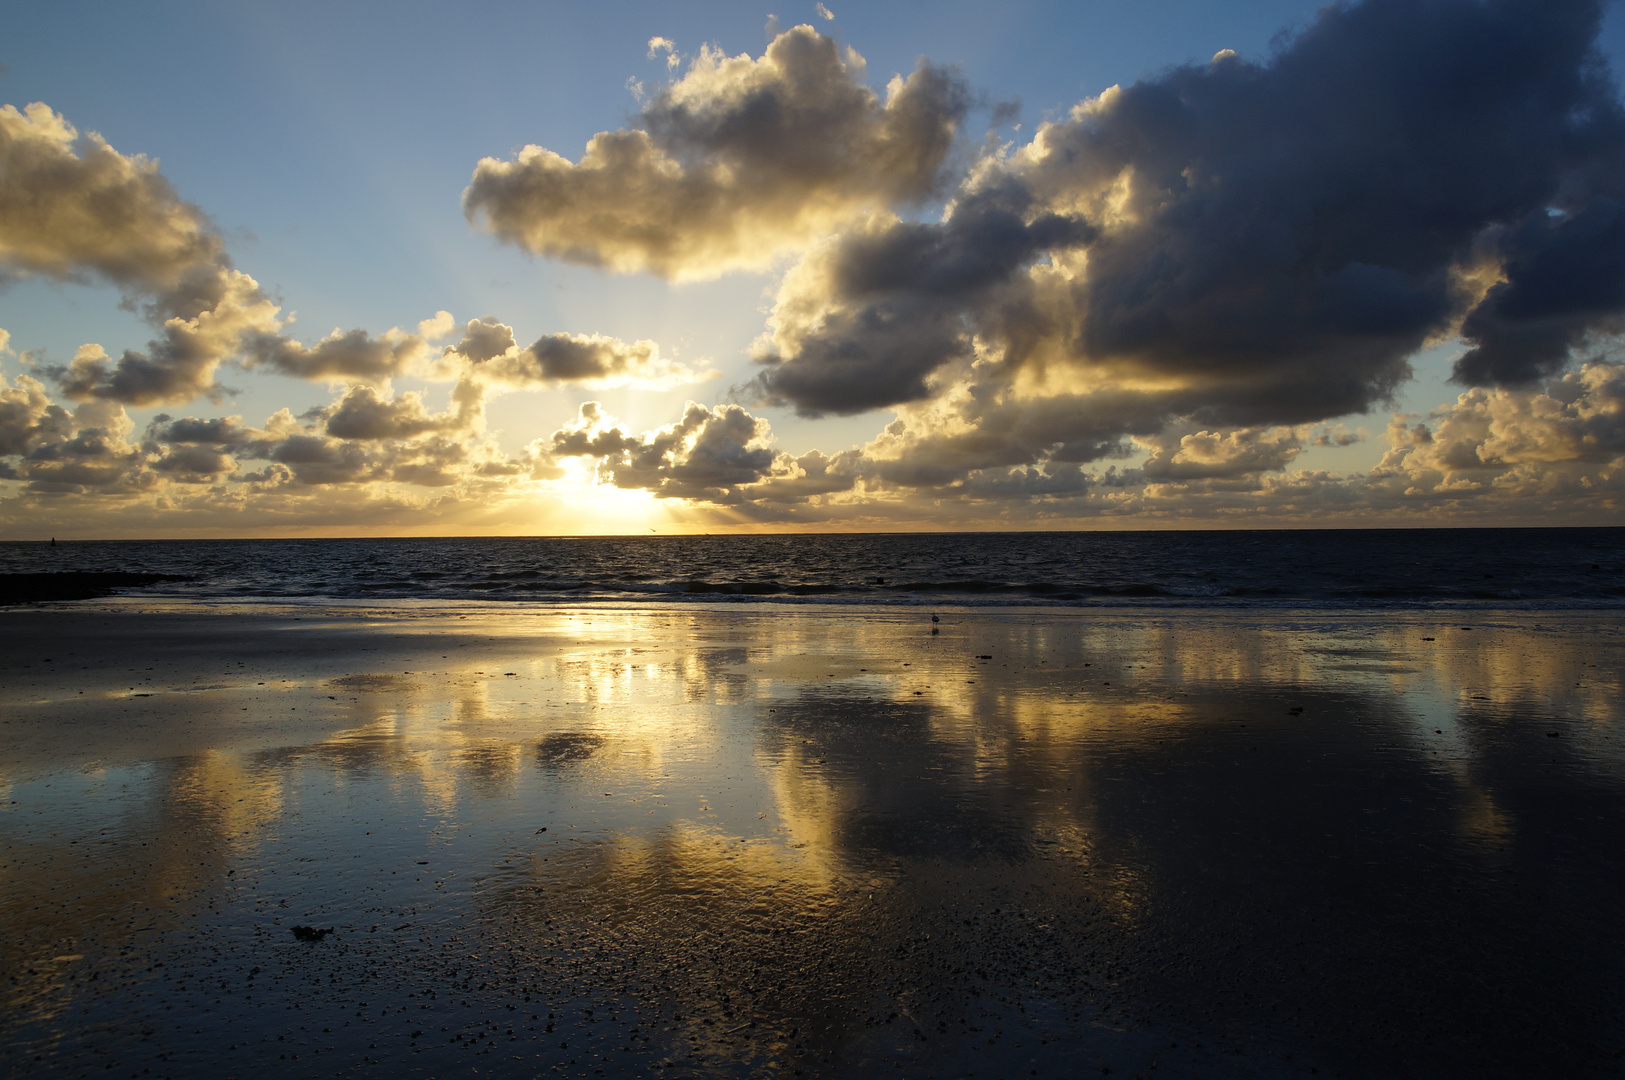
[[931, 615, 940, 623]]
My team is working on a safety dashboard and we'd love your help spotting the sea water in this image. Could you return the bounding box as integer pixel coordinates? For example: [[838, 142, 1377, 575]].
[[2, 527, 1622, 608]]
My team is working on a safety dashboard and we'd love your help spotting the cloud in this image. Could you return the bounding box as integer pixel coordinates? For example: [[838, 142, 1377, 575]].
[[741, 0, 1625, 463], [565, 356, 1625, 522], [444, 317, 707, 388], [0, 104, 469, 406], [1314, 424, 1366, 448], [988, 98, 1021, 129], [749, 183, 1092, 414], [1455, 200, 1625, 384], [246, 325, 433, 383], [0, 373, 73, 456], [648, 36, 680, 70], [751, 447, 864, 504], [1381, 358, 1625, 476], [148, 413, 257, 446], [209, 382, 497, 487], [7, 3, 1625, 533], [0, 103, 225, 301], [0, 103, 293, 404], [4, 356, 1623, 530], [544, 400, 779, 502], [314, 384, 480, 441], [417, 310, 456, 342], [151, 443, 236, 481], [16, 399, 148, 495], [0, 369, 510, 501], [46, 282, 449, 405], [1137, 427, 1304, 481], [463, 25, 970, 279], [1041, 0, 1625, 401], [851, 381, 1153, 490], [46, 269, 283, 405], [208, 389, 497, 489]]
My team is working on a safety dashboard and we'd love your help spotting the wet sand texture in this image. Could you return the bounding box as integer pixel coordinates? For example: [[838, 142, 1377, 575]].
[[2, 604, 1623, 1078]]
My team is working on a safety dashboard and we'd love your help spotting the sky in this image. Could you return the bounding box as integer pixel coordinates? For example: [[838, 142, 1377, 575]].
[[3, 0, 1625, 537]]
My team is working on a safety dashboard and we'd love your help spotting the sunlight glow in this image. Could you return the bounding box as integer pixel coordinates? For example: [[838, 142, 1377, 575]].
[[541, 458, 674, 535]]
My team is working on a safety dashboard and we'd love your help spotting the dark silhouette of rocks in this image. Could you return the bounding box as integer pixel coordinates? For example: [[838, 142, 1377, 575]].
[[0, 572, 189, 604]]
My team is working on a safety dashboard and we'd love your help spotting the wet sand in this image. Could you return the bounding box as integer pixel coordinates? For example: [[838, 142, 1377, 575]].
[[2, 602, 1623, 1078]]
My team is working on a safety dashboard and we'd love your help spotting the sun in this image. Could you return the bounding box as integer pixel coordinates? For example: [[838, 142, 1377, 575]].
[[535, 458, 680, 535]]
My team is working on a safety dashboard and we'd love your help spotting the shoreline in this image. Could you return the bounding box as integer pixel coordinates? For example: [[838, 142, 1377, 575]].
[[8, 591, 1625, 616]]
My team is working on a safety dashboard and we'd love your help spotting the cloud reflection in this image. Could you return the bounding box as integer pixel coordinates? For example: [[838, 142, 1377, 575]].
[[2, 608, 1623, 1074]]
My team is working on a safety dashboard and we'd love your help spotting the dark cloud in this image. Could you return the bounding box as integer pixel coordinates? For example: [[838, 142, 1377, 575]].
[[258, 434, 378, 486], [988, 98, 1021, 129], [148, 413, 256, 446], [445, 318, 700, 388], [20, 411, 148, 495], [0, 374, 73, 456], [318, 385, 468, 441], [151, 444, 234, 480], [1050, 0, 1622, 405], [463, 26, 970, 278], [750, 0, 1625, 432], [751, 185, 1092, 414], [446, 317, 516, 365], [1455, 199, 1625, 383], [751, 294, 972, 415], [519, 334, 662, 383]]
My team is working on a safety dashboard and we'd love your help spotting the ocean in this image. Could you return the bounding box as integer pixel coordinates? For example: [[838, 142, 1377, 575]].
[[2, 527, 1622, 608]]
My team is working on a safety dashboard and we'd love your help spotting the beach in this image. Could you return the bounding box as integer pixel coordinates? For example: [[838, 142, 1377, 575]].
[[2, 601, 1623, 1077]]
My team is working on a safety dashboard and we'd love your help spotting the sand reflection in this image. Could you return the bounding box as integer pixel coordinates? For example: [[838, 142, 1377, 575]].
[[1, 606, 1622, 1076]]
